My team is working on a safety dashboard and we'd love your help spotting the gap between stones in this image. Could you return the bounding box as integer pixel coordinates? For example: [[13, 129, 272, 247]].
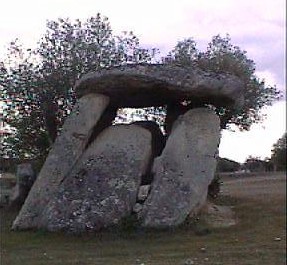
[[81, 103, 196, 221]]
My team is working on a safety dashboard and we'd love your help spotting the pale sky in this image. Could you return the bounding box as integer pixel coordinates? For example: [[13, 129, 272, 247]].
[[0, 0, 286, 163]]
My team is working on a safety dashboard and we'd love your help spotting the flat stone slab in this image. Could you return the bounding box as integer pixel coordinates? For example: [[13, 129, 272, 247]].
[[13, 94, 110, 230], [43, 124, 152, 232], [141, 108, 220, 228], [74, 64, 244, 108]]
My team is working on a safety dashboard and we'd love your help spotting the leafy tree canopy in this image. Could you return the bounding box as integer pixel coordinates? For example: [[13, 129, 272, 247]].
[[216, 157, 241, 172], [0, 14, 155, 159], [243, 156, 268, 172], [163, 35, 281, 130], [271, 132, 286, 171], [0, 15, 281, 161]]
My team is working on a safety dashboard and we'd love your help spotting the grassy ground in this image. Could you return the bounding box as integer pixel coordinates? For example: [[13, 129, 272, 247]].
[[0, 172, 286, 265]]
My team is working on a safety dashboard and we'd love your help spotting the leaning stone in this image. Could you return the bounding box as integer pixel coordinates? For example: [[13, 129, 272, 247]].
[[132, 121, 166, 157], [43, 124, 152, 232], [12, 94, 110, 230], [165, 101, 205, 135], [141, 108, 220, 228], [132, 120, 166, 184], [74, 64, 244, 108], [87, 105, 118, 145]]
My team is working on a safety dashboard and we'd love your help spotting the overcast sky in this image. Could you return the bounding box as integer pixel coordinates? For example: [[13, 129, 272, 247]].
[[0, 0, 286, 162]]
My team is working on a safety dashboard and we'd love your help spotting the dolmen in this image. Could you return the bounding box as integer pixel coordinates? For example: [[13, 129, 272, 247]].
[[12, 64, 244, 233]]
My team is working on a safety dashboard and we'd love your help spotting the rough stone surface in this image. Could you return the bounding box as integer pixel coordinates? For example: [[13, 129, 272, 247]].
[[165, 102, 205, 135], [132, 121, 165, 184], [137, 185, 151, 201], [10, 163, 35, 208], [132, 203, 143, 213], [42, 124, 152, 232], [12, 94, 110, 230], [141, 108, 220, 228], [16, 163, 35, 182], [87, 106, 118, 145], [74, 64, 244, 108], [132, 121, 166, 157]]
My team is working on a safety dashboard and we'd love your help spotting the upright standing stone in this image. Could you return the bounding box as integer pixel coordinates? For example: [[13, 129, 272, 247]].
[[10, 163, 35, 208], [43, 124, 152, 232], [13, 94, 110, 230], [141, 108, 220, 227], [75, 64, 244, 108]]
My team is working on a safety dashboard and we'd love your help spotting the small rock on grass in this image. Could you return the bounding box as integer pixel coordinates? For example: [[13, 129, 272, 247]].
[[200, 247, 207, 252], [183, 258, 194, 265]]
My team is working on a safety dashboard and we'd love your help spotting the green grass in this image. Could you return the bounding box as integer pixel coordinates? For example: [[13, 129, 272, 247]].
[[1, 175, 286, 265]]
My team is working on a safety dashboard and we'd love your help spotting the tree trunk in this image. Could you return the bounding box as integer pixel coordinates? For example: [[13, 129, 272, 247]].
[[41, 96, 58, 143]]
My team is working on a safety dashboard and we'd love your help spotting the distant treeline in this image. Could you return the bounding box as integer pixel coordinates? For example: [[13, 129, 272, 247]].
[[217, 157, 280, 173], [216, 158, 241, 172], [0, 156, 282, 175]]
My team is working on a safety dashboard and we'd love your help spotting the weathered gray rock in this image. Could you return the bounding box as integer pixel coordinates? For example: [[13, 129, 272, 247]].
[[75, 64, 244, 108], [137, 185, 151, 201], [16, 163, 35, 186], [10, 163, 35, 208], [141, 108, 220, 228], [132, 121, 165, 184], [0, 174, 16, 207], [132, 120, 166, 157], [87, 105, 118, 145], [165, 102, 204, 135], [43, 124, 152, 232], [13, 94, 110, 230], [133, 203, 143, 213]]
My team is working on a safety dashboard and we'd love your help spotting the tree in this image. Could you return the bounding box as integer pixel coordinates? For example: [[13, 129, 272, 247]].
[[271, 133, 286, 171], [0, 14, 155, 159], [243, 156, 267, 172], [1, 26, 281, 162], [164, 35, 281, 130], [216, 157, 241, 172]]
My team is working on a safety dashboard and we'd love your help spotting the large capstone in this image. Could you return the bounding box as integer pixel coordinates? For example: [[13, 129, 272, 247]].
[[140, 108, 221, 228], [42, 124, 152, 232], [75, 64, 244, 108], [12, 94, 110, 230]]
